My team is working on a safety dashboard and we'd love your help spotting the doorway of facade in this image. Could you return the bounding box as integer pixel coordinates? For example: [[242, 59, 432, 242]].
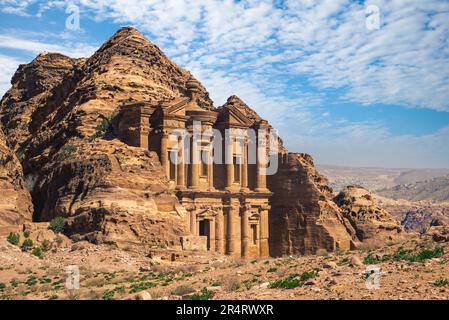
[[199, 219, 211, 250]]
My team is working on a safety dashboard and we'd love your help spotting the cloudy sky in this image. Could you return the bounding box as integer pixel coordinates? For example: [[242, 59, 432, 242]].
[[1, 0, 449, 168]]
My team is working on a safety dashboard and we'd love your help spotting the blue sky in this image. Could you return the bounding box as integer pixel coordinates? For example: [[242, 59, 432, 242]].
[[1, 0, 449, 168]]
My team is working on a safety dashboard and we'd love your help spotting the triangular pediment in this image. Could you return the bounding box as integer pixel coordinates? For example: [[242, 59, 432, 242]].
[[162, 97, 189, 116], [222, 105, 253, 127]]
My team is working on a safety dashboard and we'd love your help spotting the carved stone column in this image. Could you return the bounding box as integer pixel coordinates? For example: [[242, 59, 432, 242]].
[[241, 138, 249, 192], [190, 136, 200, 189], [226, 204, 241, 256], [241, 204, 251, 258], [190, 210, 197, 235], [226, 202, 241, 257], [259, 206, 270, 257], [208, 142, 214, 190], [140, 118, 150, 149], [255, 130, 268, 192], [226, 206, 233, 255], [160, 130, 169, 178], [209, 218, 216, 252], [176, 136, 185, 189], [215, 208, 224, 254], [225, 133, 234, 190]]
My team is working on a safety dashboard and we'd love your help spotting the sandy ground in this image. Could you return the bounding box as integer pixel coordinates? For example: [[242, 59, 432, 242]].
[[0, 235, 448, 300]]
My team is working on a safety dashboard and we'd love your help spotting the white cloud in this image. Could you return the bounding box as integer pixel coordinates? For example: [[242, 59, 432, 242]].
[[0, 54, 24, 98], [31, 0, 447, 112], [0, 34, 97, 58], [0, 0, 36, 16], [2, 0, 449, 167], [296, 123, 449, 169]]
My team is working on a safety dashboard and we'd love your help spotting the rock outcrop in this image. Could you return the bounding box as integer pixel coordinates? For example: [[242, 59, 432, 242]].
[[426, 220, 449, 243], [334, 185, 406, 248], [0, 127, 33, 235], [268, 153, 356, 256], [400, 205, 449, 233], [0, 27, 193, 247]]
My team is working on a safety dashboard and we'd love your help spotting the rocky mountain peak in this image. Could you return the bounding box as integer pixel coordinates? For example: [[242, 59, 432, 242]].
[[81, 26, 214, 110], [222, 95, 262, 123]]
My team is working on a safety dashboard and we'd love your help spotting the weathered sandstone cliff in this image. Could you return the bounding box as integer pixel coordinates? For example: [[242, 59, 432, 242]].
[[0, 127, 33, 235], [0, 27, 192, 247], [268, 153, 357, 256]]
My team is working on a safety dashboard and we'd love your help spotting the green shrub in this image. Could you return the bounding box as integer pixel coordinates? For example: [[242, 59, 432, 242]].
[[269, 271, 319, 289], [71, 234, 81, 243], [96, 118, 110, 133], [299, 270, 319, 282], [267, 267, 277, 273], [10, 279, 19, 288], [21, 239, 34, 252], [269, 277, 301, 289], [103, 290, 115, 300], [88, 116, 114, 141], [57, 144, 77, 161], [7, 232, 20, 246], [413, 247, 444, 262], [190, 288, 214, 300], [41, 240, 51, 252], [210, 281, 222, 287], [25, 276, 37, 286], [363, 246, 444, 265], [49, 216, 65, 234], [32, 247, 43, 259], [433, 279, 449, 287], [0, 283, 6, 290], [23, 230, 30, 238], [129, 282, 157, 294]]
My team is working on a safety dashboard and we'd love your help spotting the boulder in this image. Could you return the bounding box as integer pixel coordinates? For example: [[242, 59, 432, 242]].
[[334, 185, 407, 249]]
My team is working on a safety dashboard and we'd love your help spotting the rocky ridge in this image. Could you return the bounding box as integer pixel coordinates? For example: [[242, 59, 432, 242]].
[[377, 175, 449, 202]]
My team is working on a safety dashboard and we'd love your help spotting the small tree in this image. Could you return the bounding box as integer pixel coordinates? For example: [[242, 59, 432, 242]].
[[7, 232, 20, 246], [21, 239, 34, 252], [49, 216, 66, 234], [32, 247, 43, 259]]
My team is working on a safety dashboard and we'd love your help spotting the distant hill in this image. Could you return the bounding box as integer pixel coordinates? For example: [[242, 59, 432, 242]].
[[318, 165, 449, 193], [377, 175, 449, 202]]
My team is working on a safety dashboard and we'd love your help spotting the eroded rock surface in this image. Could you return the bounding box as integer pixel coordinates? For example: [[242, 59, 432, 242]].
[[334, 185, 407, 248], [0, 127, 33, 235], [268, 153, 356, 256], [0, 27, 191, 247]]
